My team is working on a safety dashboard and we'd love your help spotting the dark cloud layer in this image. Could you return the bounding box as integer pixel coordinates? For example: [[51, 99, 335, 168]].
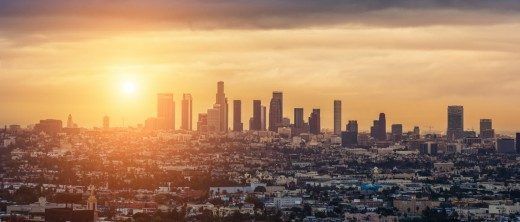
[[1, 0, 520, 35]]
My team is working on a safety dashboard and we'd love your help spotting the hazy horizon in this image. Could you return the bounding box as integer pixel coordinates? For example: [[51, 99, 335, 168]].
[[1, 0, 520, 132]]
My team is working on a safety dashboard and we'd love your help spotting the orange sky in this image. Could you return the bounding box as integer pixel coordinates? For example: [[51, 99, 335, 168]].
[[1, 1, 520, 132]]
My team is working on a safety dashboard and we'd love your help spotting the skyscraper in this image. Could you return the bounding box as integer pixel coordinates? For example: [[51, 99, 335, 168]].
[[377, 113, 387, 141], [309, 109, 321, 135], [293, 108, 304, 135], [413, 126, 420, 137], [251, 100, 262, 131], [479, 119, 494, 139], [207, 104, 221, 132], [294, 108, 304, 129], [215, 81, 228, 132], [181, 93, 193, 131], [67, 114, 73, 128], [233, 100, 243, 132], [333, 100, 341, 135], [261, 105, 267, 131], [447, 105, 464, 140], [268, 91, 283, 132], [103, 115, 109, 129], [371, 120, 379, 139], [197, 113, 208, 132], [342, 120, 358, 147], [391, 124, 403, 142], [157, 93, 175, 130]]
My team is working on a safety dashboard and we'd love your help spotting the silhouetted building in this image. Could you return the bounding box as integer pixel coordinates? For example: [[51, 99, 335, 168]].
[[309, 109, 321, 135], [34, 119, 63, 135], [207, 104, 221, 132], [371, 120, 379, 139], [419, 142, 438, 155], [293, 108, 305, 135], [66, 114, 73, 128], [333, 100, 341, 135], [377, 113, 387, 141], [497, 138, 516, 154], [251, 100, 262, 131], [181, 93, 193, 131], [447, 105, 464, 140], [233, 100, 243, 132], [261, 106, 267, 131], [215, 81, 228, 132], [413, 126, 420, 138], [341, 120, 358, 147], [102, 115, 109, 129], [294, 108, 304, 128], [464, 130, 477, 138], [268, 91, 283, 132], [157, 93, 175, 130], [197, 113, 208, 132], [391, 124, 403, 142], [479, 119, 494, 139]]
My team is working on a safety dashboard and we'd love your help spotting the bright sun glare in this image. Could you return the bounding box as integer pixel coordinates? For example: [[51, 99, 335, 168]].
[[121, 81, 137, 94]]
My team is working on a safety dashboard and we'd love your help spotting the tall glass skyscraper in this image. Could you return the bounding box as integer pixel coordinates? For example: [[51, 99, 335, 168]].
[[157, 93, 175, 130], [233, 100, 243, 132], [447, 105, 464, 140], [181, 93, 193, 131], [333, 100, 341, 135], [268, 91, 283, 132]]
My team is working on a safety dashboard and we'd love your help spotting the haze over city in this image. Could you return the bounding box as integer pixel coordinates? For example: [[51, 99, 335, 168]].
[[3, 1, 520, 222], [1, 0, 520, 132]]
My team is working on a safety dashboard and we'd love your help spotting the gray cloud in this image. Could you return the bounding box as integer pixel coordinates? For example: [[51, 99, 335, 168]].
[[1, 0, 520, 36]]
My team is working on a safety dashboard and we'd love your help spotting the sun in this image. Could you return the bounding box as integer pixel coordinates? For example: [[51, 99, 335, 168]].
[[121, 81, 137, 94]]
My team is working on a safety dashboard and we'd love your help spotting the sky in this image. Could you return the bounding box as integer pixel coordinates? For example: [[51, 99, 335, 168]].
[[1, 0, 520, 133]]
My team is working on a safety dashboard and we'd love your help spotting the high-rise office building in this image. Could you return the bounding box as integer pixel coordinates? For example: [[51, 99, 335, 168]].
[[251, 100, 262, 131], [34, 119, 63, 135], [391, 124, 403, 142], [371, 120, 379, 139], [157, 93, 175, 130], [447, 105, 464, 140], [181, 94, 193, 131], [333, 100, 342, 135], [479, 119, 494, 139], [413, 126, 420, 138], [419, 142, 438, 155], [294, 108, 304, 129], [261, 106, 267, 131], [268, 91, 283, 132], [197, 113, 208, 132], [233, 100, 243, 132], [293, 108, 304, 135], [207, 104, 221, 132], [103, 115, 109, 129], [496, 138, 516, 154], [342, 120, 358, 147], [377, 113, 387, 141], [67, 114, 73, 128], [309, 109, 321, 135], [215, 81, 228, 132]]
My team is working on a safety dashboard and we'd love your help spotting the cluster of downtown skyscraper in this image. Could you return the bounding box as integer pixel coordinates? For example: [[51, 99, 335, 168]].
[[148, 81, 328, 135], [147, 81, 518, 149]]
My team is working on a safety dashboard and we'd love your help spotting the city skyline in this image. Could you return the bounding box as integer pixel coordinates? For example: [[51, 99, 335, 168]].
[[2, 2, 520, 132], [2, 2, 520, 221], [4, 82, 519, 135]]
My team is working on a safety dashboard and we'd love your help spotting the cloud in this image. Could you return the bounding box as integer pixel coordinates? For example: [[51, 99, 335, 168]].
[[1, 0, 520, 37]]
